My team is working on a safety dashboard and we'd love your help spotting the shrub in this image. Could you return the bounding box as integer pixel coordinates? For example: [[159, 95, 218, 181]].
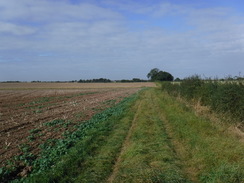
[[161, 76, 244, 122]]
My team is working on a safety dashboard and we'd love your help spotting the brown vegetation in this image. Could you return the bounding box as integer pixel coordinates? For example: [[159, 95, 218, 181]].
[[0, 82, 155, 90]]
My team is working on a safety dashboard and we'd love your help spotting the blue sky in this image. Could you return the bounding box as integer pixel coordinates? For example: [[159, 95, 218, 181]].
[[0, 0, 243, 81]]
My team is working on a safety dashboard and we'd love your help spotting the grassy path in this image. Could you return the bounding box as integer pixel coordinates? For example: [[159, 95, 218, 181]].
[[18, 88, 243, 183], [108, 88, 189, 183], [154, 88, 244, 183], [107, 88, 243, 182], [107, 100, 142, 183]]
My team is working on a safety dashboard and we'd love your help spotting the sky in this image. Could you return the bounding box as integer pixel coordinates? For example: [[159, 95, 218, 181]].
[[0, 0, 244, 81]]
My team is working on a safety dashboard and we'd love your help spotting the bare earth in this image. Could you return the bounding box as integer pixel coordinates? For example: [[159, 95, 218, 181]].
[[0, 82, 155, 89], [0, 82, 155, 166]]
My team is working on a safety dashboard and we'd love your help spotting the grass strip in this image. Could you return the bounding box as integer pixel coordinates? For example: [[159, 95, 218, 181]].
[[111, 89, 190, 183], [73, 98, 141, 183], [154, 88, 244, 183]]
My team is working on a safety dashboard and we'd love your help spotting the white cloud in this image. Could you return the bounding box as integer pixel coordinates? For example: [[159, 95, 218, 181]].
[[0, 21, 36, 35], [0, 0, 243, 81], [0, 0, 122, 22]]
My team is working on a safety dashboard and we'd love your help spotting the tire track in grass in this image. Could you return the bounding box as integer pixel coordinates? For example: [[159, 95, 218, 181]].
[[151, 89, 198, 182], [107, 100, 142, 183], [109, 89, 190, 183]]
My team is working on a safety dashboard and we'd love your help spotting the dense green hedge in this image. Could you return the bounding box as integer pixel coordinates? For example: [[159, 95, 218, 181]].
[[162, 76, 244, 122]]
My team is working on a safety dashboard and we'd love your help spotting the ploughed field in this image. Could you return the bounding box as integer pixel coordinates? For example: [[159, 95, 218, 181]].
[[0, 82, 154, 167], [1, 82, 243, 183]]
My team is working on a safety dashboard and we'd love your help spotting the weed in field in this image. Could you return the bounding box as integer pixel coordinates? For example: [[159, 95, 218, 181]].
[[92, 107, 103, 112], [18, 144, 31, 153], [29, 128, 41, 134], [27, 135, 35, 141], [103, 99, 117, 106], [27, 128, 42, 142], [44, 119, 65, 126], [33, 109, 42, 114], [14, 144, 36, 167], [75, 112, 86, 119]]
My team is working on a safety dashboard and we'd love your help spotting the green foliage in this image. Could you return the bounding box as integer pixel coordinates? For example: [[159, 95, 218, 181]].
[[5, 91, 140, 183], [44, 119, 65, 126], [102, 99, 117, 106], [162, 76, 244, 122], [147, 68, 160, 79], [147, 68, 174, 81], [180, 75, 204, 99], [156, 71, 174, 81], [27, 129, 42, 142], [0, 165, 18, 183], [112, 89, 190, 183], [156, 88, 244, 182], [27, 135, 35, 141], [200, 164, 243, 183], [175, 77, 181, 82], [29, 128, 41, 134], [0, 143, 38, 182], [78, 78, 112, 83], [18, 144, 31, 153], [28, 97, 52, 106], [120, 78, 148, 82]]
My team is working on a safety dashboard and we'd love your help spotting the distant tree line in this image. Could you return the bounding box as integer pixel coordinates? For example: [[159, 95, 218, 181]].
[[77, 78, 149, 83], [1, 73, 243, 83], [1, 81, 21, 83], [78, 78, 112, 83], [119, 78, 149, 83], [31, 81, 76, 83]]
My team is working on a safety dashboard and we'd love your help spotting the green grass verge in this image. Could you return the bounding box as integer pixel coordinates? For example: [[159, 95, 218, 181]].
[[154, 88, 244, 183], [5, 87, 243, 183], [111, 89, 190, 183]]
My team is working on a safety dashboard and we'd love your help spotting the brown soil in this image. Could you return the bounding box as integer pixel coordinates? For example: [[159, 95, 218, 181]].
[[0, 84, 148, 167], [0, 82, 155, 90]]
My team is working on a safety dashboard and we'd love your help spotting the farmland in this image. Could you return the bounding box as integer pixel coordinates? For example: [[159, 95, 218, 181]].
[[0, 82, 243, 183], [0, 82, 155, 90], [0, 82, 154, 181]]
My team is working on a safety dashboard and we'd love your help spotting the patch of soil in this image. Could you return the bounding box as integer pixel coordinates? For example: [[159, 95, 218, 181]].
[[0, 88, 140, 167]]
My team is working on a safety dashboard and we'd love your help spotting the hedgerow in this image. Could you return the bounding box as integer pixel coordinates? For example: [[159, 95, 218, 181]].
[[162, 76, 244, 122]]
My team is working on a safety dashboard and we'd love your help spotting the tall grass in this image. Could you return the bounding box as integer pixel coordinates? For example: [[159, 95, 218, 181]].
[[162, 76, 244, 122], [154, 88, 244, 182]]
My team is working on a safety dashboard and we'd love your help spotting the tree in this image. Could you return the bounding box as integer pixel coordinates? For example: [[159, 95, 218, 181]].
[[174, 78, 181, 82], [157, 71, 174, 81], [147, 68, 174, 81], [147, 68, 160, 81]]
